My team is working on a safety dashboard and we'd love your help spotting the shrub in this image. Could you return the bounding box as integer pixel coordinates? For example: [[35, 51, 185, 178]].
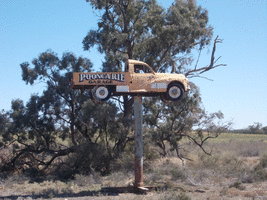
[[66, 142, 113, 176], [39, 188, 59, 199], [220, 153, 243, 176], [143, 142, 160, 161], [253, 165, 267, 181], [198, 153, 220, 169], [156, 180, 176, 192], [259, 154, 267, 168], [177, 192, 192, 200], [229, 180, 245, 190], [110, 146, 135, 173], [240, 171, 255, 183], [239, 149, 259, 157], [249, 153, 267, 181], [170, 167, 187, 181], [160, 191, 191, 200]]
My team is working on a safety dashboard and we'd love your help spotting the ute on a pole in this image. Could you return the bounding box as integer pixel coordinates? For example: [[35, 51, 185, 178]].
[[71, 59, 190, 103]]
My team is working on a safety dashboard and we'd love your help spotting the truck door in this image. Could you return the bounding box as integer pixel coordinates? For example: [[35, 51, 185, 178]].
[[131, 64, 155, 92]]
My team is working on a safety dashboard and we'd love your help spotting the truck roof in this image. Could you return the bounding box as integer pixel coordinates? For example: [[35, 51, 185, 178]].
[[126, 59, 155, 74], [127, 59, 148, 66]]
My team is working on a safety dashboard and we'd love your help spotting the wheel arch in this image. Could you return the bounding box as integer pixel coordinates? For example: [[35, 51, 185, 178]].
[[168, 81, 185, 91]]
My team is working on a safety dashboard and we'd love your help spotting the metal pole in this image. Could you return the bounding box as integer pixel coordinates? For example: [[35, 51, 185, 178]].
[[134, 96, 144, 188]]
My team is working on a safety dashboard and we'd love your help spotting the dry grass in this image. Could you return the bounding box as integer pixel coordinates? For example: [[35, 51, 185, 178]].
[[1, 135, 267, 199]]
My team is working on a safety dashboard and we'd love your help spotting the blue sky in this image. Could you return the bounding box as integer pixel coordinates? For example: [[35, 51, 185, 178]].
[[0, 0, 266, 129]]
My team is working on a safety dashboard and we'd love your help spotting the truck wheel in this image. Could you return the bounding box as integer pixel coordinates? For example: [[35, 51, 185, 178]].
[[166, 83, 184, 101], [92, 86, 111, 102]]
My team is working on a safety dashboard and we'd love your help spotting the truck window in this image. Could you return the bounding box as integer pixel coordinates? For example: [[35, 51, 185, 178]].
[[134, 65, 152, 73]]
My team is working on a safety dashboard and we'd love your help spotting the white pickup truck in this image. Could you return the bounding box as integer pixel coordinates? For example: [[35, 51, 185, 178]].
[[71, 59, 190, 102]]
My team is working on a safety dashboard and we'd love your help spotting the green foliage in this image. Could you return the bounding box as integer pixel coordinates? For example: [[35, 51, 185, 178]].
[[0, 110, 9, 146], [84, 0, 213, 73], [6, 51, 92, 146], [1, 50, 133, 175]]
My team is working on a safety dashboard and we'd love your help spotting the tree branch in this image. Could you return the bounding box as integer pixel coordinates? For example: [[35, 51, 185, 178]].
[[185, 35, 226, 78]]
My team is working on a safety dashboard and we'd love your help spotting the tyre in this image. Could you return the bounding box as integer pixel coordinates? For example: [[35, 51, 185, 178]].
[[165, 83, 184, 101], [92, 86, 111, 102]]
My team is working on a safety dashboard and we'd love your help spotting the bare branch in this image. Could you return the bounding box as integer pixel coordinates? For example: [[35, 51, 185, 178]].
[[43, 146, 77, 170], [185, 35, 226, 78]]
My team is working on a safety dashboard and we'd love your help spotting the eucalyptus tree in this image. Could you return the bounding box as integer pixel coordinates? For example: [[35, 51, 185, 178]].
[[1, 51, 131, 175], [83, 0, 227, 158], [83, 0, 223, 118]]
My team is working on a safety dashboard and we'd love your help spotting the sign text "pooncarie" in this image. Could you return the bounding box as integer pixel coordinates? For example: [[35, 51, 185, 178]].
[[79, 73, 125, 82]]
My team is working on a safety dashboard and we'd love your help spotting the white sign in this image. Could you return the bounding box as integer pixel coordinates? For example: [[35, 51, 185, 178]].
[[151, 83, 167, 89]]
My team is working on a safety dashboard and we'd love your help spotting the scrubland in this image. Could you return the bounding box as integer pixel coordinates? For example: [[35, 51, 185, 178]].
[[1, 133, 267, 200]]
